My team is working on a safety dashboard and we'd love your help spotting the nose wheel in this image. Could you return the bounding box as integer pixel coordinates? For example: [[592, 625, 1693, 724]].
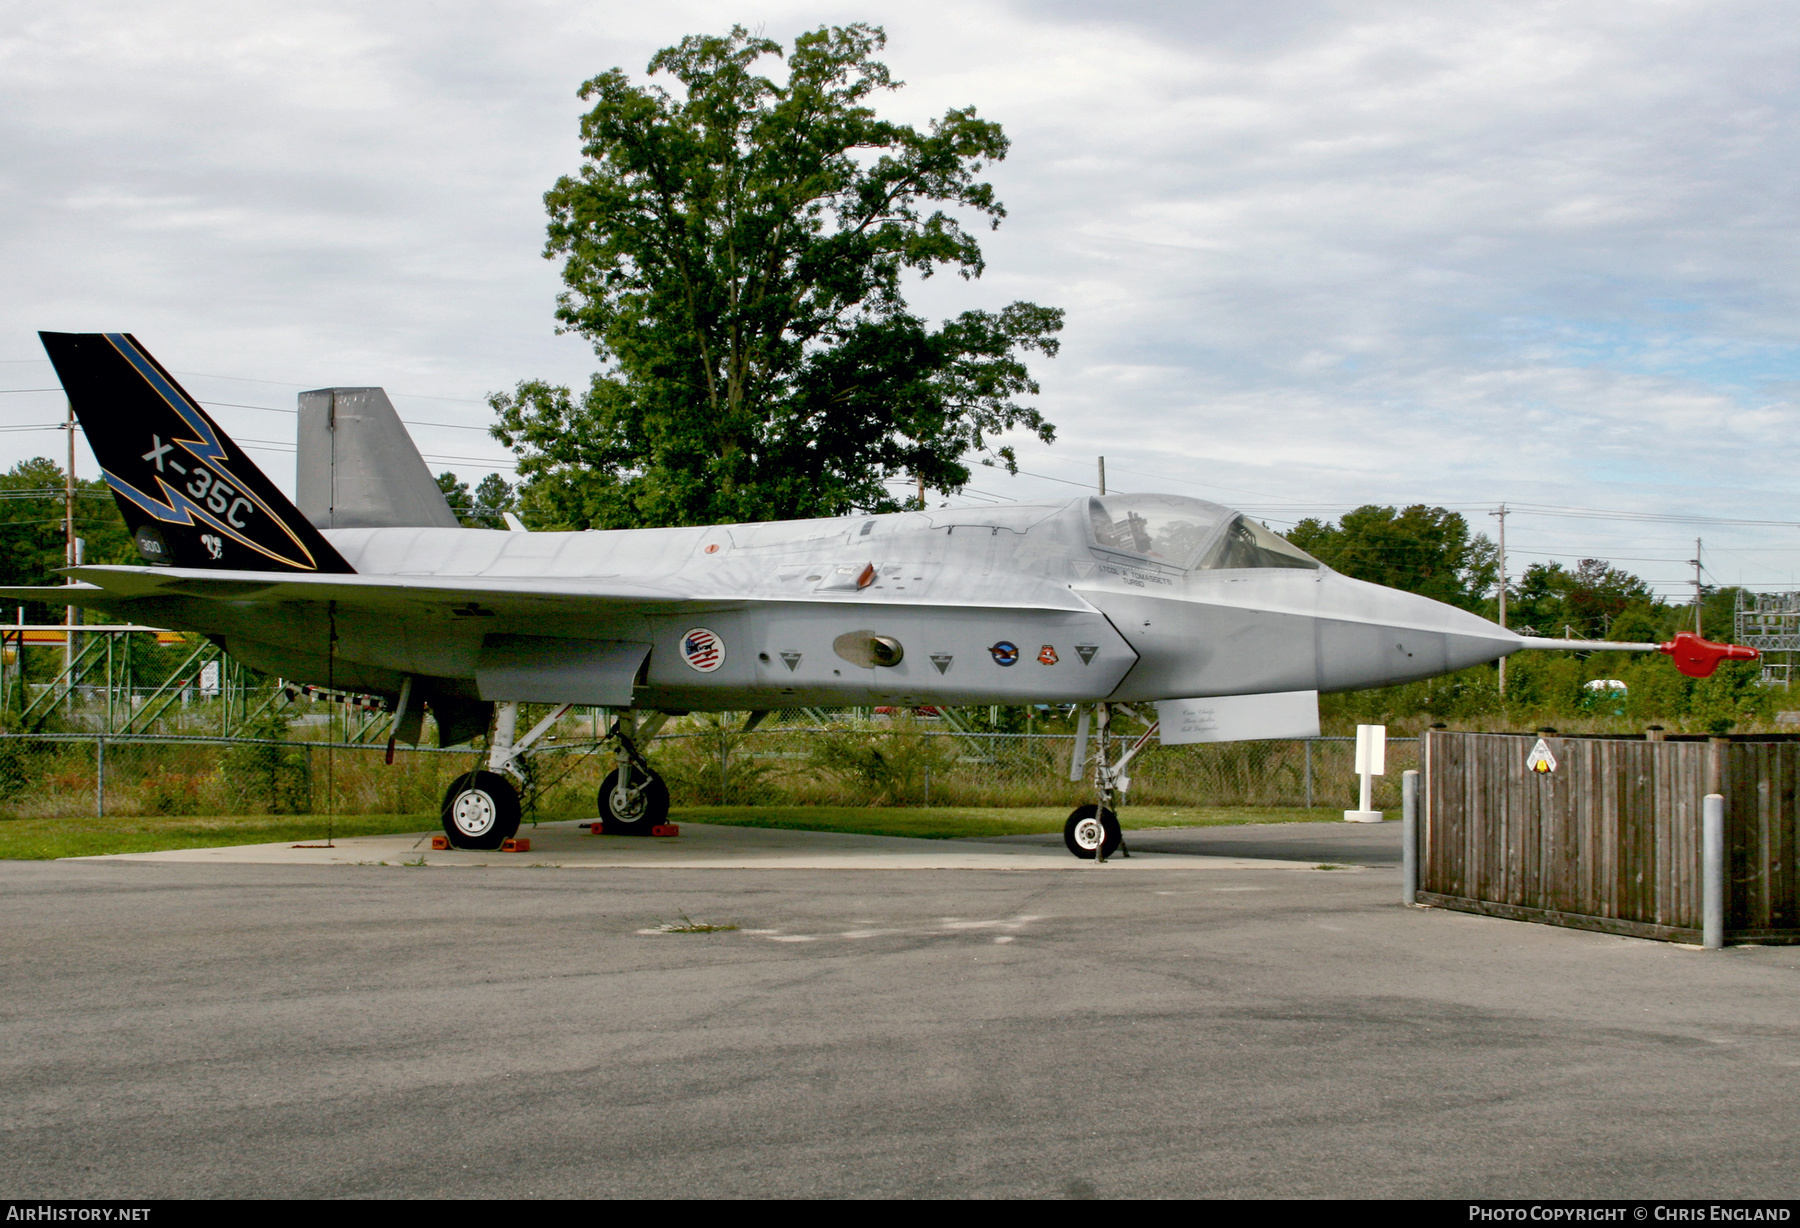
[[441, 770, 522, 850], [599, 766, 670, 834], [1064, 803, 1121, 860]]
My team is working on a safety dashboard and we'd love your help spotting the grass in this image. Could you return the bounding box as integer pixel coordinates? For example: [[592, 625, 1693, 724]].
[[0, 803, 1345, 860], [0, 812, 438, 861]]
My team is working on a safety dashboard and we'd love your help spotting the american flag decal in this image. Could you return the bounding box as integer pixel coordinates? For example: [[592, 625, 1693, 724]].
[[681, 627, 725, 673]]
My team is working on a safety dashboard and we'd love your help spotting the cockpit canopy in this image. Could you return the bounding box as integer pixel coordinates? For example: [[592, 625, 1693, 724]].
[[1087, 494, 1318, 571]]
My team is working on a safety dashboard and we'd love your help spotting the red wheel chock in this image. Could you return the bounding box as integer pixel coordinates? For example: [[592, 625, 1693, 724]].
[[429, 835, 532, 851]]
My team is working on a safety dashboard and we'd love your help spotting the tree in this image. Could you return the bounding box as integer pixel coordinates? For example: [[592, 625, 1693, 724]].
[[1287, 505, 1496, 610], [473, 474, 517, 527], [435, 472, 473, 522], [0, 458, 134, 622], [437, 471, 519, 530], [490, 24, 1063, 529], [1510, 559, 1657, 639]]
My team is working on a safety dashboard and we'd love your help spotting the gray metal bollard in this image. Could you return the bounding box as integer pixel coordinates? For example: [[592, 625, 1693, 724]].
[[1703, 793, 1725, 949], [1401, 769, 1419, 905]]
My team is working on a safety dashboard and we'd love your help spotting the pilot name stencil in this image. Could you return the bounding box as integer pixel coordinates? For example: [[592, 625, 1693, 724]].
[[1096, 562, 1174, 588]]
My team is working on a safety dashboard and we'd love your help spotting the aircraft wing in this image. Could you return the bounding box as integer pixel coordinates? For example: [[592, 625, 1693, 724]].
[[2, 563, 1097, 615], [0, 566, 693, 617]]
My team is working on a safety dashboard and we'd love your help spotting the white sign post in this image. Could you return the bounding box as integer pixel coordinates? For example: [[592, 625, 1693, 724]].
[[1344, 723, 1386, 823]]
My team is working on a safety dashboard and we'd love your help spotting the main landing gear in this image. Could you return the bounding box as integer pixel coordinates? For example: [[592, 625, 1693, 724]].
[[596, 709, 671, 834], [441, 769, 521, 851], [1062, 702, 1160, 862], [438, 703, 675, 849], [439, 699, 577, 850]]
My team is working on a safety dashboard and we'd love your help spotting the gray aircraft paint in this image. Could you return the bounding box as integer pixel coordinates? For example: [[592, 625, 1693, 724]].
[[297, 388, 461, 531], [57, 493, 1522, 712]]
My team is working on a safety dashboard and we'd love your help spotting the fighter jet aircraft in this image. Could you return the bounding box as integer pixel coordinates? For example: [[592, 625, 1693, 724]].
[[13, 333, 1755, 858]]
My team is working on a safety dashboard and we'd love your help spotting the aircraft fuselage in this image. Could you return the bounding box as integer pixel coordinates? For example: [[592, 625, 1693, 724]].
[[159, 495, 1520, 711]]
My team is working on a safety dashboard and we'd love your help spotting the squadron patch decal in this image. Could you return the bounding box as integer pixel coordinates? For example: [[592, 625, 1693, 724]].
[[930, 653, 954, 674], [988, 641, 1019, 667], [681, 628, 725, 673], [780, 651, 802, 672], [1075, 644, 1099, 665], [1037, 645, 1058, 665]]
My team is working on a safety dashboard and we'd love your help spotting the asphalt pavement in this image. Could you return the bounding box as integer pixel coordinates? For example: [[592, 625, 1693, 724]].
[[2, 820, 1796, 1199]]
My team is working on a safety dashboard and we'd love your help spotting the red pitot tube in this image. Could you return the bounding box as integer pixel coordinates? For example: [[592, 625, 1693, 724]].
[[1659, 632, 1759, 679]]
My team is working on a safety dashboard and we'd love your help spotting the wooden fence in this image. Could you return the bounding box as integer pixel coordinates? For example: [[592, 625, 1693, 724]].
[[1418, 731, 1800, 944]]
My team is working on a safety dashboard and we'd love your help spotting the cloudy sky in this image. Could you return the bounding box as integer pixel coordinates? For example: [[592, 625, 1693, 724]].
[[5, 0, 1798, 600]]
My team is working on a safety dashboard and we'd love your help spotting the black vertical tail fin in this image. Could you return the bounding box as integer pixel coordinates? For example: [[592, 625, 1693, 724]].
[[38, 332, 354, 574]]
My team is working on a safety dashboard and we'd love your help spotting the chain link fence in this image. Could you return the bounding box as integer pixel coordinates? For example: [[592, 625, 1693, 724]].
[[0, 710, 1418, 820]]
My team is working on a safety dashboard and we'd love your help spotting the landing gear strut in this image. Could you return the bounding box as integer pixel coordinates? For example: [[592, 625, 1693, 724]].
[[1064, 702, 1159, 862], [597, 709, 671, 835], [438, 700, 572, 850]]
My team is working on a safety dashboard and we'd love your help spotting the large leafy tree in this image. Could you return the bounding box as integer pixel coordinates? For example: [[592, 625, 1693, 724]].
[[1287, 504, 1497, 610], [0, 458, 134, 622], [1511, 558, 1663, 640], [491, 24, 1063, 528]]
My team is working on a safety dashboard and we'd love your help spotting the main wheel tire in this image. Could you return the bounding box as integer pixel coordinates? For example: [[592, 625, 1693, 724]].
[[440, 770, 522, 850], [1063, 804, 1121, 860], [598, 766, 670, 834]]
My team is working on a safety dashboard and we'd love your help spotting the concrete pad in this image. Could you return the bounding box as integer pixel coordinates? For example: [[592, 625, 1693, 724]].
[[75, 818, 1336, 872]]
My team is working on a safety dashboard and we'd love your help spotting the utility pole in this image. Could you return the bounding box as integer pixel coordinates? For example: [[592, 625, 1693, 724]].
[[1098, 456, 1106, 496], [64, 397, 76, 677], [1491, 504, 1508, 695], [915, 473, 925, 509], [1691, 538, 1704, 634]]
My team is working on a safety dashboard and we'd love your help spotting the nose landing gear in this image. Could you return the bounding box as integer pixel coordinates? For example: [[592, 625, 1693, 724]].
[[1063, 803, 1121, 860], [1064, 702, 1160, 861]]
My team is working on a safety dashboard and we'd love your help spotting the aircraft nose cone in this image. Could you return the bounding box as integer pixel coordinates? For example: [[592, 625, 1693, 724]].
[[1315, 572, 1518, 692]]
